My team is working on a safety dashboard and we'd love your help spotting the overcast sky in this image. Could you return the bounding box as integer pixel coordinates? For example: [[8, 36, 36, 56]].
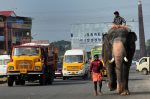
[[0, 0, 150, 43]]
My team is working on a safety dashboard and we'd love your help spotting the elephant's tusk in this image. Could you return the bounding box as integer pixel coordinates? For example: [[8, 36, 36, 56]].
[[124, 57, 128, 62], [109, 57, 115, 63]]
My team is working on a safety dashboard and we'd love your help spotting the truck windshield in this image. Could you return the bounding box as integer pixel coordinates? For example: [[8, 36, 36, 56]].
[[64, 55, 83, 63], [14, 47, 40, 56]]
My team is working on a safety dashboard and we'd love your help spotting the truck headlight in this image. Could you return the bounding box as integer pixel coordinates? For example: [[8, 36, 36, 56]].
[[34, 66, 40, 70], [8, 66, 14, 71]]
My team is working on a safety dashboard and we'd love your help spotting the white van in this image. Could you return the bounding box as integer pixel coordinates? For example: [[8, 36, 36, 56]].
[[0, 55, 10, 76], [62, 49, 89, 80], [136, 57, 150, 75]]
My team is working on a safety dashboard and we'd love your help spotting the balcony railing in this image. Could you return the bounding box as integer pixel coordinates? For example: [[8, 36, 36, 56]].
[[11, 23, 32, 29]]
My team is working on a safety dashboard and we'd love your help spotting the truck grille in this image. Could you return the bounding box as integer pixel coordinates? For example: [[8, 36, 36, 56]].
[[67, 66, 80, 71], [16, 60, 33, 70]]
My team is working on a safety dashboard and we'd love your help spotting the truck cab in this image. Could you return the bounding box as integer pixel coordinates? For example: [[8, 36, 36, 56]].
[[136, 57, 150, 75], [7, 42, 58, 86]]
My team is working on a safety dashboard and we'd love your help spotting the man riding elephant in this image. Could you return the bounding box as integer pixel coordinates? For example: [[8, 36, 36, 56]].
[[102, 27, 137, 95]]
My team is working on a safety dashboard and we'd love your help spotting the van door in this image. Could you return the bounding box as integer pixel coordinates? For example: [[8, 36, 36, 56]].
[[0, 59, 9, 75], [139, 57, 149, 71]]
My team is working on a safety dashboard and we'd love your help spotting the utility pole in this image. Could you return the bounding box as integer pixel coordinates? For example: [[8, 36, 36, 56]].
[[5, 20, 8, 54], [138, 0, 147, 57]]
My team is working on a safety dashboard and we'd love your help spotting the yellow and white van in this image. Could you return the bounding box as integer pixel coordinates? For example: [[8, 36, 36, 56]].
[[0, 55, 10, 76], [62, 49, 89, 80]]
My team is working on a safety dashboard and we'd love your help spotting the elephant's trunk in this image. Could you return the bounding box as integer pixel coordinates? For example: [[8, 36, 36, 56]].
[[112, 38, 127, 94]]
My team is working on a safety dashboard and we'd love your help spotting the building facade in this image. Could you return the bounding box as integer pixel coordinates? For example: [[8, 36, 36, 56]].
[[71, 22, 137, 52], [71, 23, 109, 52], [0, 11, 32, 54]]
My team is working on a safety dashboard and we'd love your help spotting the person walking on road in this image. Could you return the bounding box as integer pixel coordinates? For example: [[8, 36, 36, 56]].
[[90, 54, 104, 96]]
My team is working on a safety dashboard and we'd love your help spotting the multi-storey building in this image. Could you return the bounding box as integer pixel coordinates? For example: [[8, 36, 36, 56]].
[[0, 11, 32, 54]]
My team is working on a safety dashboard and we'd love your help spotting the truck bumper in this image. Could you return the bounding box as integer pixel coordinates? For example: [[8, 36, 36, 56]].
[[7, 72, 43, 76]]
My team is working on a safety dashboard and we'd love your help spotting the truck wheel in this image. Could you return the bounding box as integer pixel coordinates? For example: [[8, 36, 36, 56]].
[[8, 77, 14, 87], [142, 69, 148, 75], [47, 75, 53, 85], [20, 80, 25, 85], [15, 80, 20, 85], [39, 75, 46, 85], [63, 76, 66, 80]]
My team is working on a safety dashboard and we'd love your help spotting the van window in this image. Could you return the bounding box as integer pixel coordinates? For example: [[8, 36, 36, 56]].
[[4, 59, 10, 65], [139, 58, 147, 64], [0, 59, 9, 65], [0, 60, 2, 65], [65, 55, 83, 63]]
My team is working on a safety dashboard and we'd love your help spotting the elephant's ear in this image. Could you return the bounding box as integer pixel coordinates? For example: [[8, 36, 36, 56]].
[[102, 33, 108, 41], [128, 32, 137, 42]]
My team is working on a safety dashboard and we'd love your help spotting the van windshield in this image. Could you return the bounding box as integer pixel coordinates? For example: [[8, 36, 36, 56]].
[[14, 47, 40, 56], [0, 59, 10, 65], [64, 55, 83, 63]]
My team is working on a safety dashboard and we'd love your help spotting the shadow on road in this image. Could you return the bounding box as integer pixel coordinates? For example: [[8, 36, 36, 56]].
[[10, 78, 90, 87], [131, 91, 150, 95], [53, 79, 89, 86], [129, 78, 144, 81]]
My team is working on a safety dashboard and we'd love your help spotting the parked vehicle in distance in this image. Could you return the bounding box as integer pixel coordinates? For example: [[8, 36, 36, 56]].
[[136, 57, 150, 75], [0, 55, 10, 76], [62, 49, 89, 80], [55, 61, 63, 78]]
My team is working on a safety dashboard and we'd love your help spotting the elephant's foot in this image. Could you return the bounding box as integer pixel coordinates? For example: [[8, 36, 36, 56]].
[[117, 83, 123, 94], [120, 90, 130, 96], [107, 82, 116, 91], [109, 57, 115, 63]]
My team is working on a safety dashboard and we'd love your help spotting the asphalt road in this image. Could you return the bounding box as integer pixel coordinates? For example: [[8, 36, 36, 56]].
[[0, 65, 150, 99]]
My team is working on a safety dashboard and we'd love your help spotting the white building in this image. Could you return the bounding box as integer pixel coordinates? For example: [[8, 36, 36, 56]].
[[71, 22, 137, 52]]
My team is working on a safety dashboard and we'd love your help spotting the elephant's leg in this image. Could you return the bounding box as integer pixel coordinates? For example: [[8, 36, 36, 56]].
[[120, 64, 130, 95], [115, 64, 123, 94], [106, 62, 117, 91]]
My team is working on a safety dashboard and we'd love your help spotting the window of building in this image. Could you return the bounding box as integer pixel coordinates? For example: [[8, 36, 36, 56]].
[[80, 39, 83, 42], [87, 39, 89, 42], [91, 39, 93, 42], [94, 33, 97, 36], [98, 32, 100, 36], [98, 38, 101, 42], [87, 33, 89, 36], [95, 39, 97, 42], [90, 33, 93, 36]]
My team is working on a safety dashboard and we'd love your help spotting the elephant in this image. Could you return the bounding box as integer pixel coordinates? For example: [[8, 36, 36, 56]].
[[102, 27, 137, 95]]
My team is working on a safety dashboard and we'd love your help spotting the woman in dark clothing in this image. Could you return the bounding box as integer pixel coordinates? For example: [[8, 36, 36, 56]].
[[90, 54, 104, 96]]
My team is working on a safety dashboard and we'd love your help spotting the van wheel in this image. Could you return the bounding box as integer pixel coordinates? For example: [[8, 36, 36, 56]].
[[20, 80, 25, 85], [15, 80, 20, 85], [63, 76, 66, 80], [8, 77, 14, 87], [142, 69, 148, 75]]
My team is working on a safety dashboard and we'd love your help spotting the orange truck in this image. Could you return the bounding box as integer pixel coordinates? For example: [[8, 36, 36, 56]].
[[7, 41, 58, 86]]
